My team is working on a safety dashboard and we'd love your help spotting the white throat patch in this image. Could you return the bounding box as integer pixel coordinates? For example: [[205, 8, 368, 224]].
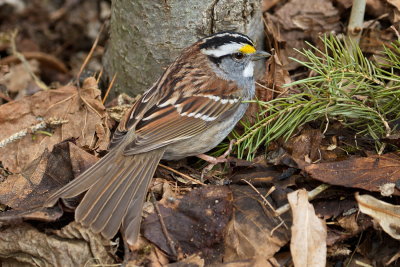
[[243, 61, 254, 77], [201, 43, 243, 57]]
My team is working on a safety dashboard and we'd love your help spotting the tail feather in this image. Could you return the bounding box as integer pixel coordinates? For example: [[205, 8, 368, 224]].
[[122, 168, 156, 245], [97, 155, 160, 238], [76, 156, 135, 224], [44, 150, 119, 206], [44, 146, 165, 244], [87, 155, 149, 233]]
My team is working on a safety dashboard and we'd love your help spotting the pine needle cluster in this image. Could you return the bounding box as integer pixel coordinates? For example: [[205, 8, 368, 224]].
[[231, 35, 400, 160]]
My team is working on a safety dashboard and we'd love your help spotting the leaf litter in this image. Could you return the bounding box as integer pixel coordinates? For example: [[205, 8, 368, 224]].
[[0, 0, 400, 266]]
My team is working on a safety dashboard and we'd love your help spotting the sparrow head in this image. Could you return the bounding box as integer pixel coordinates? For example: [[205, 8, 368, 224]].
[[199, 31, 270, 82]]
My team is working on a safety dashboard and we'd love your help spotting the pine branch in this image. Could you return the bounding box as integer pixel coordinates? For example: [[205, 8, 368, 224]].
[[229, 35, 400, 160]]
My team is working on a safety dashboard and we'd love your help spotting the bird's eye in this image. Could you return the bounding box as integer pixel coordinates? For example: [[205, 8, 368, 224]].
[[232, 52, 244, 60]]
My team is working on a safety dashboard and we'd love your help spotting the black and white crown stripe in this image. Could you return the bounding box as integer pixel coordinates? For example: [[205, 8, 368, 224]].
[[200, 32, 255, 58], [201, 32, 254, 47]]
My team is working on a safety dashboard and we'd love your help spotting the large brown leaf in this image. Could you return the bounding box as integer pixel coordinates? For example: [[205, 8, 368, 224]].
[[142, 186, 233, 263], [0, 77, 110, 173], [224, 185, 291, 263], [0, 141, 98, 222], [305, 153, 400, 196]]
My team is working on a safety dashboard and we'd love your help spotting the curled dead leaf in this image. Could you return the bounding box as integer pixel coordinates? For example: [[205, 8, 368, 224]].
[[355, 193, 400, 240]]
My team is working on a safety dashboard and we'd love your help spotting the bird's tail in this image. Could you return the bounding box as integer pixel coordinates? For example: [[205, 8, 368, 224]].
[[44, 146, 165, 244]]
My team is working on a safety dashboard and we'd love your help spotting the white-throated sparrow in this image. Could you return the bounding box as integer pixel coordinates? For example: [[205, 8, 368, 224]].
[[45, 31, 270, 245]]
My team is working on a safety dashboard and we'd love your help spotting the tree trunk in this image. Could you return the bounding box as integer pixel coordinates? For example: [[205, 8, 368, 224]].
[[103, 0, 264, 97]]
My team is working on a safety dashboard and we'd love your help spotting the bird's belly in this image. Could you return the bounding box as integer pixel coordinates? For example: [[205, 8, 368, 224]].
[[162, 103, 249, 160]]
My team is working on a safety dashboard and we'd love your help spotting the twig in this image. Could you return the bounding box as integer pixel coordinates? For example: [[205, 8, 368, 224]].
[[102, 73, 117, 104], [151, 192, 177, 259], [275, 183, 331, 216], [158, 163, 205, 185], [0, 51, 68, 73], [347, 0, 366, 46], [346, 231, 364, 267], [241, 179, 288, 230], [9, 30, 49, 91], [255, 81, 281, 94], [77, 23, 105, 82], [391, 25, 400, 41], [270, 220, 285, 236], [96, 67, 104, 84], [0, 118, 68, 148]]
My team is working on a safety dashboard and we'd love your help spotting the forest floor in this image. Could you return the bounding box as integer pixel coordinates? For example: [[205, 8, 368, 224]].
[[0, 0, 399, 266]]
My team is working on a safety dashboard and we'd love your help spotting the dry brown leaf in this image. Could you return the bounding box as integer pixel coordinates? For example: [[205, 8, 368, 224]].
[[0, 142, 72, 211], [265, 53, 292, 94], [283, 128, 324, 163], [142, 186, 233, 263], [166, 254, 205, 267], [0, 222, 116, 266], [273, 0, 340, 31], [288, 189, 327, 267], [0, 141, 98, 222], [357, 230, 400, 266], [224, 185, 290, 262], [0, 60, 40, 93], [217, 257, 280, 267], [267, 0, 342, 70], [388, 0, 400, 11], [0, 141, 96, 209], [126, 236, 169, 267], [355, 193, 400, 240], [305, 153, 400, 196], [0, 77, 110, 173]]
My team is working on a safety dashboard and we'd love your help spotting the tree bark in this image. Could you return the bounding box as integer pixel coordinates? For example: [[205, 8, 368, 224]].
[[103, 0, 264, 97]]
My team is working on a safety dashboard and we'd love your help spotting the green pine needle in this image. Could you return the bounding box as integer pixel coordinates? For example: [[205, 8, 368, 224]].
[[226, 34, 400, 161]]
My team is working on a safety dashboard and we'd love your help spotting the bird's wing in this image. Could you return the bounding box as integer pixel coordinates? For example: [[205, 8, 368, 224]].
[[110, 75, 242, 155]]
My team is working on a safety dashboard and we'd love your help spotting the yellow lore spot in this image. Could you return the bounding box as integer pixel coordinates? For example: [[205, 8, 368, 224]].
[[239, 44, 256, 54]]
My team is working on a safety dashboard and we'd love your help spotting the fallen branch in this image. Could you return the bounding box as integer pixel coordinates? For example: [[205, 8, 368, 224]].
[[274, 183, 331, 216]]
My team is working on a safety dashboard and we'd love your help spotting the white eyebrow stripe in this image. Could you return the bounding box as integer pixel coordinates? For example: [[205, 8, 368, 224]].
[[201, 43, 244, 57]]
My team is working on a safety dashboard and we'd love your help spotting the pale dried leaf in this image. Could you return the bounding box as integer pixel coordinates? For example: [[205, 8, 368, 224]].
[[355, 193, 400, 240], [288, 189, 327, 267]]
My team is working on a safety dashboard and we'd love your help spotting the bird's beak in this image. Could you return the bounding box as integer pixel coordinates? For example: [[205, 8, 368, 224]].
[[251, 50, 271, 61]]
